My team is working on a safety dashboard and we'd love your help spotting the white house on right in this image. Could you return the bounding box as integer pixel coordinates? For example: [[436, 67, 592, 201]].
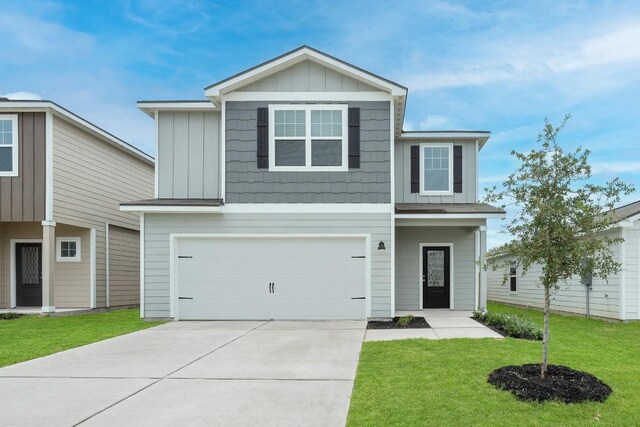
[[487, 200, 640, 321]]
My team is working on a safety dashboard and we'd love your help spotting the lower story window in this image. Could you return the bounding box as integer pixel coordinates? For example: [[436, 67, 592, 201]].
[[509, 260, 517, 292], [57, 237, 81, 262]]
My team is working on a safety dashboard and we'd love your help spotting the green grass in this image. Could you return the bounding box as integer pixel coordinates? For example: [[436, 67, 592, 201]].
[[0, 309, 164, 367], [348, 302, 640, 426]]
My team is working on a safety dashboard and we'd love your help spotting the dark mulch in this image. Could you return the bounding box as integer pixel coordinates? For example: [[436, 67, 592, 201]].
[[367, 316, 430, 329], [488, 364, 612, 404], [0, 312, 27, 320], [472, 318, 541, 341]]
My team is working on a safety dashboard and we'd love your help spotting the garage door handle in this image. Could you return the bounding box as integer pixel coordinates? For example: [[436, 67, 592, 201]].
[[351, 297, 366, 300], [178, 297, 193, 300]]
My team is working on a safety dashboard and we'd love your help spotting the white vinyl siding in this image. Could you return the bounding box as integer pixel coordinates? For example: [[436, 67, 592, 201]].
[[0, 114, 19, 176], [623, 223, 640, 319], [143, 212, 392, 319]]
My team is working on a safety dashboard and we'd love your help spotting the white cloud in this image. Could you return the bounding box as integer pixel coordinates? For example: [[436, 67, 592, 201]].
[[592, 161, 640, 174], [1, 91, 42, 100], [404, 20, 640, 91], [479, 174, 509, 185], [419, 114, 458, 130]]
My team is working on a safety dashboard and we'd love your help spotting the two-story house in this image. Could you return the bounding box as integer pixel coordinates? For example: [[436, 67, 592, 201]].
[[0, 100, 154, 313], [122, 46, 505, 320]]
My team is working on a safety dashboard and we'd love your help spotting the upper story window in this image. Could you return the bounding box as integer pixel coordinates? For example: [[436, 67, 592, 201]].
[[420, 143, 453, 195], [0, 115, 19, 177], [269, 104, 348, 171]]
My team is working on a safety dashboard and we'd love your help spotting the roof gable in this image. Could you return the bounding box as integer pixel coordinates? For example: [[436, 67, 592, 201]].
[[204, 46, 407, 98]]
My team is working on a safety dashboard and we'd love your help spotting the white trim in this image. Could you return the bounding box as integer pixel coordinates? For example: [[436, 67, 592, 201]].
[[205, 47, 406, 97], [220, 99, 226, 200], [55, 237, 81, 262], [401, 131, 490, 140], [396, 213, 505, 219], [508, 259, 518, 294], [419, 142, 453, 196], [474, 229, 480, 309], [620, 228, 627, 320], [45, 111, 54, 221], [223, 203, 392, 214], [389, 99, 396, 315], [396, 218, 489, 227], [105, 223, 110, 308], [138, 101, 216, 118], [10, 239, 43, 308], [224, 92, 393, 102], [89, 229, 96, 309], [140, 213, 145, 318], [419, 243, 455, 310], [0, 114, 19, 177], [153, 110, 159, 198], [475, 140, 479, 201], [119, 205, 223, 213], [170, 233, 372, 320], [268, 104, 348, 172], [0, 102, 153, 164], [41, 306, 56, 313]]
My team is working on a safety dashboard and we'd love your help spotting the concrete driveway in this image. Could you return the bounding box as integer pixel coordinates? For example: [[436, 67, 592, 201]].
[[0, 320, 366, 427]]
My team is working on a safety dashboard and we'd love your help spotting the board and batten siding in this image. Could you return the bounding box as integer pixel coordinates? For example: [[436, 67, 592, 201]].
[[395, 139, 477, 204], [487, 229, 622, 319], [52, 116, 154, 308], [225, 101, 390, 203], [236, 60, 382, 93], [0, 112, 46, 221], [143, 212, 392, 319], [622, 222, 640, 320], [395, 226, 479, 311], [108, 225, 140, 306], [157, 111, 220, 199]]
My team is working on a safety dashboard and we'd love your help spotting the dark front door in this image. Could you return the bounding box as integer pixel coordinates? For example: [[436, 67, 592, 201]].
[[16, 243, 42, 306], [422, 246, 450, 309]]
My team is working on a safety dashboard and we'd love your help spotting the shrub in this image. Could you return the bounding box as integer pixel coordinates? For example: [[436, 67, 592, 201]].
[[396, 315, 415, 327], [0, 312, 27, 320], [472, 309, 542, 340]]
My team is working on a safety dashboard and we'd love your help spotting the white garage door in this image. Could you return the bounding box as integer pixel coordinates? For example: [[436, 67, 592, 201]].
[[176, 236, 367, 320]]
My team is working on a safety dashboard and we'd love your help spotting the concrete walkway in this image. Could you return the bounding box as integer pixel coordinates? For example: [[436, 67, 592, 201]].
[[365, 310, 502, 342], [0, 320, 366, 427]]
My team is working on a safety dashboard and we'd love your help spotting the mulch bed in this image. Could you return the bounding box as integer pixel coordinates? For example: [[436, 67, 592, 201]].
[[488, 364, 612, 403], [0, 312, 27, 320], [367, 317, 430, 329], [471, 318, 541, 341]]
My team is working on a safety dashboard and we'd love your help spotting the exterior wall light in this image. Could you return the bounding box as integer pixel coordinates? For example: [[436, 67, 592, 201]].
[[378, 241, 386, 251]]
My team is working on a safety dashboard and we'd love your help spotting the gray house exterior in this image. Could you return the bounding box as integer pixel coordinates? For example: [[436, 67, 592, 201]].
[[123, 46, 504, 320]]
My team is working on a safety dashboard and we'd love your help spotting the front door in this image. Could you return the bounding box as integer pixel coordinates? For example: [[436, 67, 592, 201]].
[[16, 243, 43, 306], [422, 246, 450, 309]]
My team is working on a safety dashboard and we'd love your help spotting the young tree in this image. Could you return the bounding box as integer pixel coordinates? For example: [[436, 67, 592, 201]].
[[485, 115, 634, 378]]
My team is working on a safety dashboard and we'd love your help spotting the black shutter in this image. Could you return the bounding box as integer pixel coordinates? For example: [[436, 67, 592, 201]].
[[410, 145, 419, 193], [257, 107, 268, 168], [453, 145, 463, 193], [348, 107, 360, 168]]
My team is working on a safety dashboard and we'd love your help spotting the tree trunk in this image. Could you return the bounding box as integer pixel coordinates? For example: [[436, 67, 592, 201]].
[[541, 284, 551, 379]]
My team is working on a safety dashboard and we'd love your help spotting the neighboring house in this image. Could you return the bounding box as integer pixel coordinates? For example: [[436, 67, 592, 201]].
[[122, 46, 505, 320], [487, 200, 640, 320], [0, 100, 154, 313]]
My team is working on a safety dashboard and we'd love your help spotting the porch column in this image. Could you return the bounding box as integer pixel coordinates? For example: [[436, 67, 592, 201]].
[[41, 221, 56, 313], [479, 226, 488, 309]]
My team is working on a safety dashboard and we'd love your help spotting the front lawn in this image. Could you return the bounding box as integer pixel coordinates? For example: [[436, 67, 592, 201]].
[[0, 309, 164, 367], [348, 303, 640, 426]]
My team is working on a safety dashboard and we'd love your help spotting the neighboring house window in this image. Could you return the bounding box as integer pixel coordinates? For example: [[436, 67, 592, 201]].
[[0, 114, 19, 177], [509, 260, 517, 292], [269, 105, 348, 171], [57, 238, 81, 262], [420, 143, 453, 195]]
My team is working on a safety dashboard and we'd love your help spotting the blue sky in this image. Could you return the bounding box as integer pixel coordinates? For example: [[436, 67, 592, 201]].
[[1, 0, 639, 247]]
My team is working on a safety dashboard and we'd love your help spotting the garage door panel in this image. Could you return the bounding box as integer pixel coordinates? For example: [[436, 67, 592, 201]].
[[176, 237, 367, 320]]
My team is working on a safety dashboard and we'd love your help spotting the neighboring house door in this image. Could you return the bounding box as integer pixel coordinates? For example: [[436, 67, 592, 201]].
[[175, 236, 367, 320], [16, 243, 43, 306], [422, 246, 450, 309]]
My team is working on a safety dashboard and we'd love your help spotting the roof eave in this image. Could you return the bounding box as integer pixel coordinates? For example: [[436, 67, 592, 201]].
[[137, 101, 217, 118]]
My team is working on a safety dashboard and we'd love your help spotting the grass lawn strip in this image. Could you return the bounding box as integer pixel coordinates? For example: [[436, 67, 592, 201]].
[[348, 302, 640, 426], [0, 309, 164, 368]]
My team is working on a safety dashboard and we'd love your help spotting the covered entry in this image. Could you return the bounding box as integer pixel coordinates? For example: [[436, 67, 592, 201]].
[[174, 235, 368, 320]]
